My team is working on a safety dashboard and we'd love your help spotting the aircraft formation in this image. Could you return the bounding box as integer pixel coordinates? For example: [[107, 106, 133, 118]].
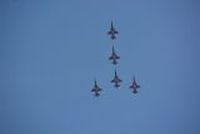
[[91, 21, 140, 96]]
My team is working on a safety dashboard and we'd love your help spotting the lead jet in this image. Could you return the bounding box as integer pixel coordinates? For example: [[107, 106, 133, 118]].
[[109, 46, 120, 65], [91, 79, 102, 96], [107, 21, 118, 40], [129, 76, 140, 94], [111, 69, 122, 88]]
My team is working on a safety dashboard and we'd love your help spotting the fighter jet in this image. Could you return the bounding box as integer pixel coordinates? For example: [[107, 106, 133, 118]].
[[129, 76, 140, 94], [111, 69, 122, 88], [107, 21, 118, 40], [91, 79, 102, 96], [109, 46, 120, 65]]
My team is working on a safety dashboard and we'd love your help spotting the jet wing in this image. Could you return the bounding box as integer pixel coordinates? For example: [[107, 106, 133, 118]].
[[118, 78, 122, 82], [97, 87, 102, 91], [107, 31, 112, 35], [91, 88, 96, 92], [114, 30, 118, 34], [136, 85, 140, 88], [129, 85, 133, 89], [111, 79, 116, 83], [109, 55, 114, 60], [116, 55, 120, 59]]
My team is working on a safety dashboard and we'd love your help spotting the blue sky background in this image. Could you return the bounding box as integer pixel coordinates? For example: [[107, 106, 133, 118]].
[[0, 0, 200, 134]]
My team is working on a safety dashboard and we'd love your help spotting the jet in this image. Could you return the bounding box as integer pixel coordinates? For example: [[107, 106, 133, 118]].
[[91, 79, 102, 96], [111, 69, 122, 88], [129, 76, 140, 94], [109, 46, 120, 65], [107, 21, 118, 40]]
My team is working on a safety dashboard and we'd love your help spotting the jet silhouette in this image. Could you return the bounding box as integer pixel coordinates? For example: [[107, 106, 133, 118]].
[[91, 79, 102, 96], [111, 69, 122, 88], [129, 76, 140, 94], [107, 21, 118, 40], [109, 46, 120, 65]]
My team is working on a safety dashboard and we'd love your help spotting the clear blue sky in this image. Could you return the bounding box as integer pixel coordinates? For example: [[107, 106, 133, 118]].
[[1, 0, 200, 134]]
